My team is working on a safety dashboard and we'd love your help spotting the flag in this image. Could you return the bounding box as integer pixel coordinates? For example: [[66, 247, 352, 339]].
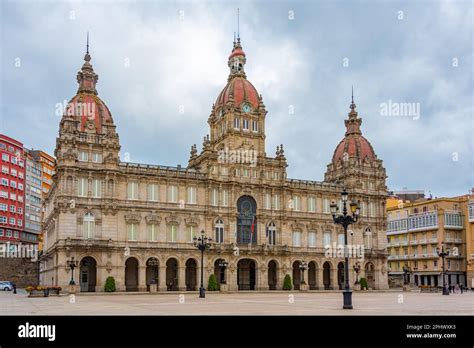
[[251, 215, 256, 234]]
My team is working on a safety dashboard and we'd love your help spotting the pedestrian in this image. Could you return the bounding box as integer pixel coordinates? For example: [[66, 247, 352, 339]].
[[12, 281, 17, 294], [455, 284, 460, 294], [460, 285, 464, 294]]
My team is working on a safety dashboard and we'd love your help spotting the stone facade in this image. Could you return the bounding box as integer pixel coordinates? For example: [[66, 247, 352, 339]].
[[40, 38, 389, 292]]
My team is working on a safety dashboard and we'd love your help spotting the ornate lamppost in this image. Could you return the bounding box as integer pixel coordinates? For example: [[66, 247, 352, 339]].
[[67, 257, 80, 285], [436, 243, 450, 296], [299, 261, 307, 286], [402, 264, 411, 285], [330, 188, 360, 309], [194, 230, 212, 298], [218, 260, 228, 285]]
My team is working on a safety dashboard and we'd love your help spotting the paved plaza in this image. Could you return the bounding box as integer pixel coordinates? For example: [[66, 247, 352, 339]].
[[1, 290, 473, 315]]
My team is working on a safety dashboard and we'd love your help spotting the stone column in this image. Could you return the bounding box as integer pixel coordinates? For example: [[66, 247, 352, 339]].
[[258, 265, 269, 290], [333, 266, 339, 290], [178, 266, 186, 291], [227, 263, 238, 291], [158, 265, 167, 291], [138, 265, 147, 292]]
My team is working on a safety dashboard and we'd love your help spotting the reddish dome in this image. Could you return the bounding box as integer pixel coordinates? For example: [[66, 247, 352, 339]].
[[65, 93, 113, 133], [229, 47, 245, 60], [215, 76, 259, 109], [332, 135, 375, 163]]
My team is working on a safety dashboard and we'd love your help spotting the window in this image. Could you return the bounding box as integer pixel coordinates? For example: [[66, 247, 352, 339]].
[[1, 166, 8, 174], [9, 217, 15, 225], [233, 117, 240, 129], [308, 232, 316, 247], [77, 178, 88, 197], [1, 154, 9, 162], [1, 178, 8, 186], [6, 230, 12, 237], [92, 179, 102, 198], [148, 224, 158, 241], [267, 222, 276, 245], [212, 219, 224, 244], [167, 225, 177, 242], [364, 227, 372, 249], [242, 119, 249, 130], [17, 195, 23, 202], [127, 223, 137, 241], [0, 229, 3, 236], [0, 191, 6, 199], [18, 183, 23, 190], [273, 195, 280, 210], [211, 188, 218, 206], [17, 220, 22, 227], [188, 225, 196, 242], [92, 153, 102, 163], [187, 186, 197, 204], [14, 231, 19, 238], [323, 232, 332, 247], [292, 231, 302, 247], [264, 193, 271, 209], [0, 204, 6, 211], [10, 193, 16, 200], [84, 213, 95, 239], [148, 184, 159, 201], [221, 190, 228, 206], [308, 197, 316, 212], [252, 120, 258, 132], [79, 151, 89, 162], [9, 205, 15, 213], [243, 168, 249, 177], [128, 182, 138, 200], [0, 216, 6, 223], [293, 196, 301, 211], [323, 198, 330, 214], [10, 181, 16, 189], [369, 202, 376, 217], [338, 233, 345, 247], [167, 185, 178, 203]]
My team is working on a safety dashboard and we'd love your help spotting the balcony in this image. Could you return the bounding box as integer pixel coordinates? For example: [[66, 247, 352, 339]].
[[445, 238, 463, 243], [408, 211, 438, 232], [399, 240, 408, 246], [418, 239, 428, 244], [444, 212, 463, 229], [410, 240, 418, 245], [469, 203, 474, 222], [387, 218, 408, 234], [428, 238, 438, 243]]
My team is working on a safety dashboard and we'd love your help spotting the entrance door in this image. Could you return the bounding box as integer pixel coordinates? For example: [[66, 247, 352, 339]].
[[237, 259, 256, 290], [80, 257, 97, 292], [236, 196, 257, 244], [292, 261, 301, 290], [268, 260, 277, 290], [185, 259, 197, 291], [323, 262, 331, 290], [308, 262, 317, 290], [337, 262, 344, 290], [365, 262, 375, 289], [125, 257, 139, 291], [80, 269, 89, 292]]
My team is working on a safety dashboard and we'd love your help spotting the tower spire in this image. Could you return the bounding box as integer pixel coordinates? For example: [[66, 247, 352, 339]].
[[350, 85, 356, 112], [86, 31, 89, 54], [237, 8, 240, 40]]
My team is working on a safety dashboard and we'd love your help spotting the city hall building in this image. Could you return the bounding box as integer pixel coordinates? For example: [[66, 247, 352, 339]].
[[40, 37, 389, 292]]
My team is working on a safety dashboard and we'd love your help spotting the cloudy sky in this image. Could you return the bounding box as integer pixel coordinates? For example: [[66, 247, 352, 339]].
[[0, 0, 472, 197]]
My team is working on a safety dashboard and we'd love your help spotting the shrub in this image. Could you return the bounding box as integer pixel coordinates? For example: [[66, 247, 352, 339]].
[[208, 274, 218, 291], [104, 276, 116, 292], [360, 277, 368, 290], [283, 274, 292, 290]]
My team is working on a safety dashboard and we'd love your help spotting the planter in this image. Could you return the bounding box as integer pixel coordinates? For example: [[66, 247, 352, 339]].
[[48, 288, 61, 296], [353, 283, 361, 291], [149, 284, 157, 293], [219, 284, 228, 292], [28, 289, 49, 298], [300, 283, 309, 291]]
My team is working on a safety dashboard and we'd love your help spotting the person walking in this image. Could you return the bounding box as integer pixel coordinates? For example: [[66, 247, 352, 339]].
[[12, 281, 17, 294]]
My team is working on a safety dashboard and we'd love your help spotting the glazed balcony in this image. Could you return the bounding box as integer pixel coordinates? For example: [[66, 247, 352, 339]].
[[408, 211, 438, 232], [444, 211, 463, 229]]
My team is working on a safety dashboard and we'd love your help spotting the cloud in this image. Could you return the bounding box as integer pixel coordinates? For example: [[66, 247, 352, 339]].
[[0, 0, 472, 197]]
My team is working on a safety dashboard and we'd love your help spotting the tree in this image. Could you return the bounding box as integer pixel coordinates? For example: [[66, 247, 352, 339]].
[[208, 274, 218, 291], [283, 274, 292, 290], [359, 277, 368, 290], [104, 276, 116, 292]]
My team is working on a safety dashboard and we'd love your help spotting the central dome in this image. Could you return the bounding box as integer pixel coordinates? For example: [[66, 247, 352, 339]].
[[215, 76, 259, 109]]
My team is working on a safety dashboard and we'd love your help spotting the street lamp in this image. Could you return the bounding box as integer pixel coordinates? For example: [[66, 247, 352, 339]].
[[402, 264, 411, 285], [330, 188, 359, 309], [299, 261, 307, 286], [218, 260, 228, 284], [436, 243, 450, 296], [193, 229, 212, 298], [66, 257, 80, 285]]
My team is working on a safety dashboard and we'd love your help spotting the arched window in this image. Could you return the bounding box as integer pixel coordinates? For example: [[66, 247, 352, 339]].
[[364, 227, 372, 249], [267, 222, 276, 245], [84, 212, 95, 239], [215, 219, 224, 244]]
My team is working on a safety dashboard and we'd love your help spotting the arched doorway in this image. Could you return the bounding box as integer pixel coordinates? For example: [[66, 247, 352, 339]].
[[166, 258, 179, 291], [292, 261, 302, 290], [268, 260, 277, 290], [237, 196, 257, 244], [365, 262, 375, 289], [308, 261, 317, 290], [125, 257, 139, 292], [323, 262, 331, 290], [79, 256, 97, 292], [146, 258, 159, 291], [237, 259, 256, 290], [214, 259, 227, 289], [337, 262, 345, 290], [185, 259, 197, 291]]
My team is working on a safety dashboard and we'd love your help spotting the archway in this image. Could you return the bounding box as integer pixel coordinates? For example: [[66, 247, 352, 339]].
[[308, 261, 317, 290], [337, 262, 345, 290], [237, 259, 256, 290], [79, 256, 97, 292], [268, 260, 277, 290], [166, 258, 179, 291], [365, 262, 375, 289], [214, 259, 227, 289], [323, 262, 331, 290], [125, 257, 139, 292], [237, 196, 257, 244], [185, 259, 197, 291], [292, 261, 302, 290], [146, 258, 159, 291]]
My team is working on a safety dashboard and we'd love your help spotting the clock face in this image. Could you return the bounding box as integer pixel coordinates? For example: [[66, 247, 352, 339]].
[[242, 103, 251, 113]]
